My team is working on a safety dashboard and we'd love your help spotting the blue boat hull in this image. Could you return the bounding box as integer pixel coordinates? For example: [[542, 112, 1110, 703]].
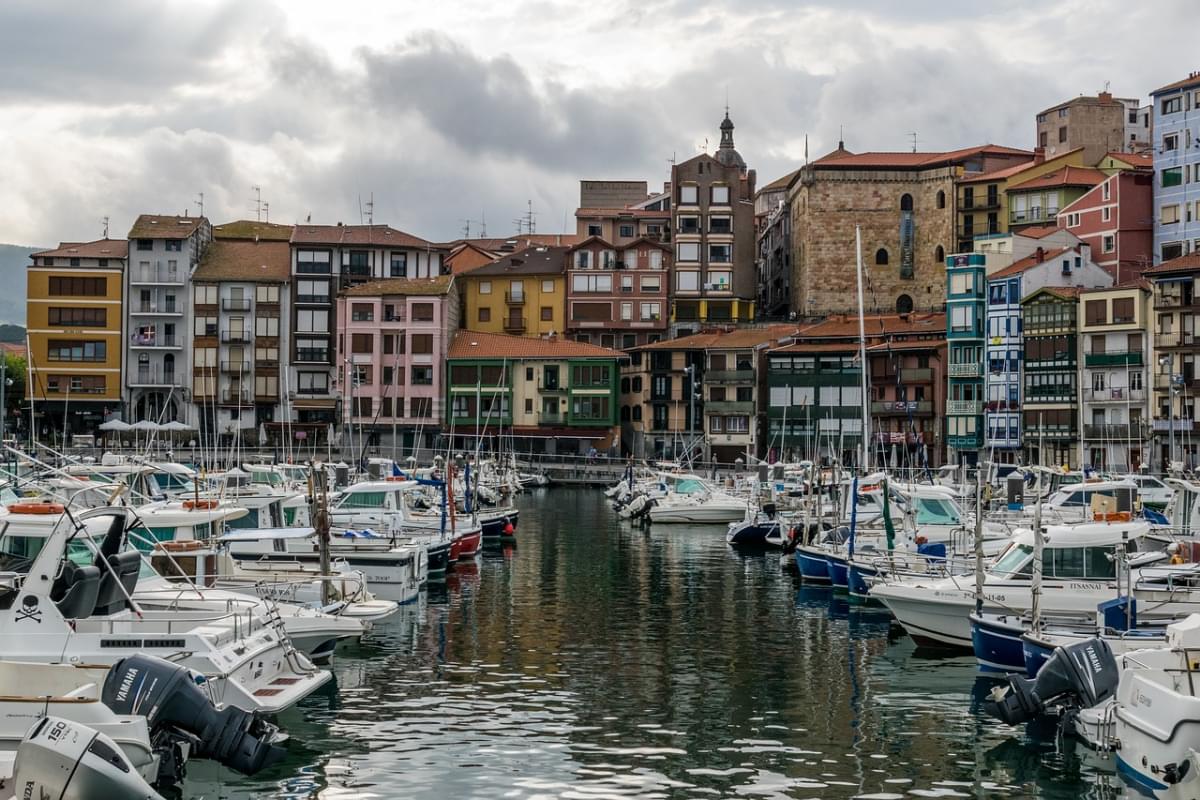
[[826, 556, 849, 590], [847, 563, 875, 599], [795, 549, 831, 582], [727, 521, 780, 546], [1021, 635, 1056, 678], [970, 614, 1027, 674]]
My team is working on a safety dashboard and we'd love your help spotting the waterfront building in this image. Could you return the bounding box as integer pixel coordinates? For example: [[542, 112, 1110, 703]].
[[983, 245, 1113, 462], [1149, 73, 1200, 264], [445, 330, 622, 455], [26, 239, 127, 441], [945, 253, 988, 462], [755, 170, 798, 319], [190, 226, 291, 444], [336, 275, 457, 453], [575, 180, 671, 243], [445, 234, 581, 275], [125, 214, 211, 425], [1005, 164, 1106, 234], [1078, 282, 1152, 471], [565, 236, 670, 350], [669, 112, 757, 330], [1021, 286, 1084, 467], [1145, 253, 1200, 469], [1058, 167, 1154, 281], [767, 313, 945, 467], [789, 143, 1029, 317], [459, 245, 567, 338], [1035, 92, 1148, 164], [286, 224, 445, 430]]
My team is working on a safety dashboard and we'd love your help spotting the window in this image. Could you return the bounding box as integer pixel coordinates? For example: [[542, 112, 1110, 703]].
[[255, 346, 278, 363], [1066, 212, 1080, 227], [1101, 206, 1111, 222], [711, 185, 730, 204], [900, 194, 913, 212], [1164, 133, 1180, 152], [541, 306, 553, 321], [679, 185, 698, 204], [296, 309, 329, 333], [390, 252, 407, 277], [1163, 204, 1181, 224], [1102, 235, 1115, 253], [1039, 131, 1048, 148], [1085, 299, 1106, 325], [412, 303, 434, 321], [351, 333, 374, 354], [709, 415, 723, 433], [164, 239, 183, 252], [934, 245, 944, 262], [194, 347, 216, 368], [345, 251, 370, 274], [677, 216, 699, 234], [479, 280, 492, 295], [193, 316, 217, 337], [708, 244, 732, 263], [573, 274, 613, 292], [48, 277, 105, 296], [640, 302, 661, 321], [950, 305, 973, 332], [619, 224, 635, 238], [620, 302, 633, 321], [1113, 297, 1135, 323], [1163, 96, 1182, 115], [542, 280, 554, 292], [296, 338, 328, 363], [1163, 168, 1183, 188], [411, 366, 433, 385], [708, 271, 732, 290], [256, 284, 279, 303], [641, 276, 661, 292], [709, 215, 732, 234], [478, 307, 491, 322], [677, 242, 699, 262], [648, 250, 663, 270], [254, 316, 279, 336], [937, 190, 946, 209], [351, 303, 374, 322], [411, 397, 433, 418], [296, 250, 332, 274], [875, 248, 889, 265], [571, 396, 610, 421], [1058, 126, 1067, 143], [136, 239, 152, 251], [574, 250, 592, 269], [255, 375, 278, 397], [1163, 242, 1184, 261], [194, 285, 217, 305], [587, 224, 602, 237], [949, 272, 974, 295], [48, 308, 105, 327], [677, 271, 699, 291], [295, 279, 329, 303], [411, 334, 433, 354], [47, 341, 106, 362]]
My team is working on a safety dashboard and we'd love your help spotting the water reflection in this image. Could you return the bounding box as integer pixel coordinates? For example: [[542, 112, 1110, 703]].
[[187, 489, 1123, 799]]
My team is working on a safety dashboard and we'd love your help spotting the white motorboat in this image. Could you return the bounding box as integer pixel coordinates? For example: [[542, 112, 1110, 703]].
[[644, 475, 748, 524]]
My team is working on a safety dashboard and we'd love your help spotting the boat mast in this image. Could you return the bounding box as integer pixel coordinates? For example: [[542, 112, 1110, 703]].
[[855, 225, 870, 474]]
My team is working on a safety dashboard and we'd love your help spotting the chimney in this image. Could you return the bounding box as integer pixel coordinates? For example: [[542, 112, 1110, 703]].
[[1098, 91, 1113, 103], [1033, 147, 1046, 164], [1079, 242, 1092, 264], [1035, 246, 1045, 263]]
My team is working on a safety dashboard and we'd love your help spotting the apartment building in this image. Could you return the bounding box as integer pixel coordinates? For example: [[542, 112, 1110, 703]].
[[565, 236, 670, 349], [1022, 286, 1084, 467], [1035, 92, 1145, 163], [1150, 73, 1200, 264], [945, 253, 988, 462], [1079, 283, 1152, 471], [336, 275, 457, 452], [125, 214, 211, 426], [1146, 254, 1200, 469], [459, 246, 566, 338], [26, 240, 127, 440], [1006, 165, 1106, 234], [1058, 168, 1154, 281], [190, 228, 290, 443]]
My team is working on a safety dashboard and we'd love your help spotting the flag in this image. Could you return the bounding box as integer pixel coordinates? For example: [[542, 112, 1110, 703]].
[[881, 477, 896, 551], [847, 476, 858, 559]]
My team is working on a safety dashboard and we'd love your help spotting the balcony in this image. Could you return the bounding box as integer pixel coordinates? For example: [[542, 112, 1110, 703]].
[[222, 298, 251, 311], [221, 330, 252, 344], [1010, 206, 1058, 225], [984, 400, 1020, 412], [539, 411, 565, 425], [221, 360, 250, 374], [1153, 419, 1199, 433], [221, 388, 250, 404], [1084, 350, 1144, 367], [538, 379, 566, 393], [295, 348, 329, 364], [1154, 332, 1196, 349], [871, 400, 933, 415], [132, 303, 181, 315], [1024, 423, 1077, 440], [129, 266, 184, 285], [1084, 423, 1143, 440], [899, 367, 934, 382], [947, 400, 982, 415], [296, 294, 330, 304], [1154, 293, 1200, 311], [505, 291, 525, 305], [705, 400, 754, 414], [961, 195, 1001, 210], [948, 363, 981, 378], [706, 369, 755, 384], [503, 317, 526, 334], [1085, 387, 1147, 403], [128, 370, 181, 388], [129, 334, 180, 349]]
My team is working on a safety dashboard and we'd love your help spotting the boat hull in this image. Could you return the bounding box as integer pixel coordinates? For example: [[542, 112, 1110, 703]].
[[794, 547, 831, 583], [726, 520, 780, 547], [826, 555, 849, 590], [969, 613, 1027, 674]]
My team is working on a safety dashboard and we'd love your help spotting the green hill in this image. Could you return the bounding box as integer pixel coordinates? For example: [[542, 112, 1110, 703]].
[[0, 244, 41, 326]]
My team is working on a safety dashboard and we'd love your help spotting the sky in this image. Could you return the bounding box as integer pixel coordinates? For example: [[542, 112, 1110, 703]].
[[2, 0, 1199, 247]]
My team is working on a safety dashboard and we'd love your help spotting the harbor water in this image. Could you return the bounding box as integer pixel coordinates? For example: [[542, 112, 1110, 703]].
[[194, 488, 1120, 799]]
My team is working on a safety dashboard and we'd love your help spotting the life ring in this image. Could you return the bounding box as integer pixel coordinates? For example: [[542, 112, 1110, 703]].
[[183, 499, 219, 511], [7, 502, 65, 514]]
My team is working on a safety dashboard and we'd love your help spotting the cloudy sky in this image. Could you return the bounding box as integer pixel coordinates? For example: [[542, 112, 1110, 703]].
[[1, 0, 1198, 247]]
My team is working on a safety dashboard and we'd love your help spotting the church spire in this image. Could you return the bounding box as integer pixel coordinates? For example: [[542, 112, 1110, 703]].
[[719, 108, 735, 151]]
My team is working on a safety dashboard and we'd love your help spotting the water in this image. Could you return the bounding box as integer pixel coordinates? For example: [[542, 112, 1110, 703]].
[[188, 489, 1125, 799]]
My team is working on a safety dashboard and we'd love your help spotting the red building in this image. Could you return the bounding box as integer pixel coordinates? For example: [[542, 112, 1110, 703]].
[[565, 236, 671, 350], [1058, 165, 1154, 282]]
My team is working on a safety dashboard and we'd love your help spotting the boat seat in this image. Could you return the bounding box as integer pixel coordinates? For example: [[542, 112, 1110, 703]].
[[93, 551, 142, 616], [49, 561, 101, 619]]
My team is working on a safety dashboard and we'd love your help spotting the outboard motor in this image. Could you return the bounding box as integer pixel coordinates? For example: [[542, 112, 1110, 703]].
[[14, 716, 164, 800], [985, 637, 1120, 726], [102, 655, 285, 779]]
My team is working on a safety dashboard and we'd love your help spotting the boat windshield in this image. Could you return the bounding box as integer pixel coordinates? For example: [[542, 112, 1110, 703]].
[[915, 496, 959, 525], [990, 543, 1033, 577], [336, 491, 389, 510], [0, 525, 44, 573], [151, 473, 195, 494], [675, 479, 706, 495], [249, 470, 283, 488]]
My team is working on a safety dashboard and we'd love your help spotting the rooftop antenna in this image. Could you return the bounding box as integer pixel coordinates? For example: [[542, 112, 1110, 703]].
[[365, 192, 374, 226], [699, 137, 709, 153], [194, 192, 204, 218], [908, 132, 919, 153], [262, 202, 270, 223], [480, 210, 487, 238], [252, 185, 263, 222], [513, 201, 537, 235], [667, 151, 677, 167], [101, 216, 109, 239]]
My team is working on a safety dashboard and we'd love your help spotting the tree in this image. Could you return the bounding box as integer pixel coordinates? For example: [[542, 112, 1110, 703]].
[[1, 354, 25, 435]]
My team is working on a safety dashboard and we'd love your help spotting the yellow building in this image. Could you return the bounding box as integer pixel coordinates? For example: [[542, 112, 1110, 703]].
[[26, 239, 128, 440], [458, 245, 566, 337], [956, 147, 1086, 252]]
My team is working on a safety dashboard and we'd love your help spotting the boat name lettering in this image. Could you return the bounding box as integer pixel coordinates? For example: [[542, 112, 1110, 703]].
[[115, 667, 139, 704]]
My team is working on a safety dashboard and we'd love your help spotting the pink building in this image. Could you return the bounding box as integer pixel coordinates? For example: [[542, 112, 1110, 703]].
[[336, 275, 458, 450], [565, 236, 671, 350], [1059, 168, 1154, 282]]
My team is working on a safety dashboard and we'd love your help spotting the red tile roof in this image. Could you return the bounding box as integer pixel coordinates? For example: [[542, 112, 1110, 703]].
[[341, 275, 455, 297], [783, 312, 945, 341], [448, 330, 622, 360], [814, 144, 1031, 170], [769, 341, 860, 354], [461, 245, 567, 277], [447, 234, 582, 252], [1104, 152, 1153, 169], [291, 224, 436, 249], [128, 214, 207, 240], [213, 220, 293, 241], [989, 246, 1076, 278], [1143, 253, 1200, 276], [575, 208, 671, 218], [1007, 166, 1107, 192], [1034, 285, 1088, 300], [957, 159, 1038, 184], [635, 325, 798, 351], [33, 239, 129, 259], [1152, 73, 1200, 96], [192, 240, 290, 282], [759, 169, 800, 193], [1015, 225, 1066, 240], [866, 340, 945, 352]]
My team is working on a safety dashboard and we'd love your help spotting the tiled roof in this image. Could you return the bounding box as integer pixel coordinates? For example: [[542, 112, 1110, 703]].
[[192, 240, 290, 283], [1080, 279, 1151, 294], [1016, 225, 1066, 240], [0, 343, 27, 358], [635, 324, 798, 351], [1034, 285, 1088, 300], [1152, 73, 1200, 96], [575, 207, 671, 219], [128, 214, 207, 240], [461, 245, 567, 277], [759, 169, 800, 193], [1143, 253, 1200, 276], [957, 159, 1038, 184], [567, 235, 616, 252], [769, 341, 860, 354], [448, 330, 622, 360], [1104, 152, 1153, 169], [341, 275, 455, 297], [865, 340, 945, 352], [990, 246, 1076, 278], [783, 312, 945, 340], [291, 224, 436, 249], [1007, 166, 1107, 192], [814, 144, 1031, 170], [446, 234, 582, 252], [213, 220, 293, 241], [33, 239, 129, 259]]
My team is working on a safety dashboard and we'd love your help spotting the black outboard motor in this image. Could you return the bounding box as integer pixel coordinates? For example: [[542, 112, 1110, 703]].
[[102, 655, 285, 780], [985, 637, 1120, 726]]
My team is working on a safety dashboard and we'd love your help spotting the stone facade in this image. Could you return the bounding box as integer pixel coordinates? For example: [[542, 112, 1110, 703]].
[[1035, 92, 1134, 165]]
